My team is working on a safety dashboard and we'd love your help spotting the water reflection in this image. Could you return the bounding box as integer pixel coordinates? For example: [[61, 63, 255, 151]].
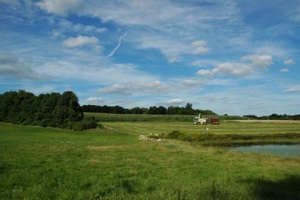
[[229, 144, 300, 157]]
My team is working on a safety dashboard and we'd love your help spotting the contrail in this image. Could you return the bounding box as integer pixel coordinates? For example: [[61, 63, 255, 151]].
[[108, 31, 127, 57]]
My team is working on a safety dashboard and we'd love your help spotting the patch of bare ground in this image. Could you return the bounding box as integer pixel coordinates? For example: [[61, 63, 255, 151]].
[[232, 120, 300, 123], [87, 145, 132, 151]]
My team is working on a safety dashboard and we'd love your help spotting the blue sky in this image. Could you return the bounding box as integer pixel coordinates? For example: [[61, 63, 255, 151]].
[[0, 0, 299, 116]]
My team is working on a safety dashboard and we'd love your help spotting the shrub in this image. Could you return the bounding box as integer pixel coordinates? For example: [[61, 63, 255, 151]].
[[71, 116, 102, 131], [72, 122, 86, 131], [83, 116, 98, 129], [167, 131, 184, 139]]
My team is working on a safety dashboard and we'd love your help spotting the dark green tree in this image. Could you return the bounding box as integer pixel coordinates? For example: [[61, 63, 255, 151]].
[[54, 91, 83, 127], [130, 107, 143, 114], [167, 106, 182, 115], [148, 106, 167, 115], [0, 90, 89, 130], [182, 103, 194, 115], [0, 91, 18, 122]]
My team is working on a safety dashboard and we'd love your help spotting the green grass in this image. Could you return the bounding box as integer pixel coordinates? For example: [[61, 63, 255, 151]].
[[85, 112, 246, 123], [101, 120, 300, 135], [1, 122, 300, 199], [85, 112, 197, 122]]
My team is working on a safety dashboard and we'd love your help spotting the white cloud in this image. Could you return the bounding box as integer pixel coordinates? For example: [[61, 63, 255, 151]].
[[96, 79, 203, 96], [241, 54, 273, 68], [84, 25, 94, 32], [255, 45, 289, 59], [36, 0, 84, 15], [283, 59, 295, 65], [96, 28, 108, 33], [86, 97, 104, 104], [191, 40, 210, 54], [167, 57, 180, 63], [197, 69, 215, 77], [216, 63, 253, 76], [197, 63, 252, 77], [82, 1, 240, 32], [197, 54, 273, 77], [0, 0, 20, 6], [52, 30, 61, 38], [285, 86, 300, 92], [193, 46, 210, 54], [97, 81, 167, 95], [62, 35, 99, 48], [35, 60, 158, 85], [96, 84, 132, 95], [79, 1, 235, 63], [0, 52, 41, 80], [191, 40, 207, 47], [280, 68, 289, 72], [135, 36, 210, 63], [135, 34, 186, 63], [167, 98, 184, 104], [180, 79, 200, 87]]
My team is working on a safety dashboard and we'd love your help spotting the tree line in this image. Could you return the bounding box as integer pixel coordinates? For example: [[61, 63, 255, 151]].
[[243, 114, 300, 120], [81, 103, 217, 115], [0, 90, 97, 130]]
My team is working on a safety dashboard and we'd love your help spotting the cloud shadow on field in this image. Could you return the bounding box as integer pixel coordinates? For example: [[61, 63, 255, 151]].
[[248, 175, 300, 199]]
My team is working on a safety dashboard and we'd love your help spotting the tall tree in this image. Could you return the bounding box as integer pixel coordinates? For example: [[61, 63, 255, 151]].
[[54, 91, 83, 127]]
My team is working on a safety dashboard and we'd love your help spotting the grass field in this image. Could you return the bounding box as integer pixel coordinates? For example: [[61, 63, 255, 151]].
[[84, 112, 244, 122], [1, 120, 300, 199]]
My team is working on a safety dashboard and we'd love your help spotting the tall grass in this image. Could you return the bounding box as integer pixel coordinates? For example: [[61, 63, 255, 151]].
[[85, 112, 196, 122], [1, 122, 300, 199], [85, 112, 284, 123], [100, 121, 300, 136]]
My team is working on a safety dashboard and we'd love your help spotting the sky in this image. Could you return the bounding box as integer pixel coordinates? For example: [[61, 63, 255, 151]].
[[0, 0, 299, 116]]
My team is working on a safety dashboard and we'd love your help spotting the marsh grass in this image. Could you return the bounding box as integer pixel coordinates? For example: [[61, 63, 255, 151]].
[[1, 122, 300, 199]]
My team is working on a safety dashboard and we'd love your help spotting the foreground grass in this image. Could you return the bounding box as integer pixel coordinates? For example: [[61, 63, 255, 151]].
[[1, 122, 300, 199]]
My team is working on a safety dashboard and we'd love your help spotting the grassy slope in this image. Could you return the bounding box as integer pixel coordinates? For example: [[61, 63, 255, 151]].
[[1, 122, 300, 199]]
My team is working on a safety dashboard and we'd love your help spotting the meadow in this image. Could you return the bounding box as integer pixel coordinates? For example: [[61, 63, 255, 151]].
[[1, 117, 300, 199], [84, 112, 244, 122]]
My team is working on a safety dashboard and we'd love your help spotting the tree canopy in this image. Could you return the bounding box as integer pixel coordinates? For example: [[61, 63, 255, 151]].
[[0, 90, 83, 129], [81, 103, 217, 116]]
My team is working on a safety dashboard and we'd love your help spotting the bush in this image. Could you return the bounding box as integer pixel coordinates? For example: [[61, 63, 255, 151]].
[[72, 116, 102, 131], [83, 116, 98, 129], [72, 122, 86, 131], [167, 131, 184, 139]]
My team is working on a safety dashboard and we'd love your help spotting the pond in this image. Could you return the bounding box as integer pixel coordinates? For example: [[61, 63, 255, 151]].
[[229, 144, 300, 157]]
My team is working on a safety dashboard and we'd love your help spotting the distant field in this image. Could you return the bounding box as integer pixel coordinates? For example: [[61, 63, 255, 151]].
[[101, 120, 300, 136], [233, 120, 300, 123], [84, 112, 245, 122], [85, 112, 196, 122], [1, 121, 300, 199]]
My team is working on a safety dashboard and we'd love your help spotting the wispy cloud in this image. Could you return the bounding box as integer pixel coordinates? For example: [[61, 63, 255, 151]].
[[0, 0, 20, 6], [0, 52, 41, 80], [86, 97, 104, 104], [108, 31, 128, 57], [96, 78, 204, 96], [280, 68, 289, 73], [283, 59, 295, 65], [167, 98, 184, 104], [285, 86, 300, 92], [197, 54, 273, 77], [191, 40, 210, 54], [62, 35, 99, 48], [36, 0, 84, 16]]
